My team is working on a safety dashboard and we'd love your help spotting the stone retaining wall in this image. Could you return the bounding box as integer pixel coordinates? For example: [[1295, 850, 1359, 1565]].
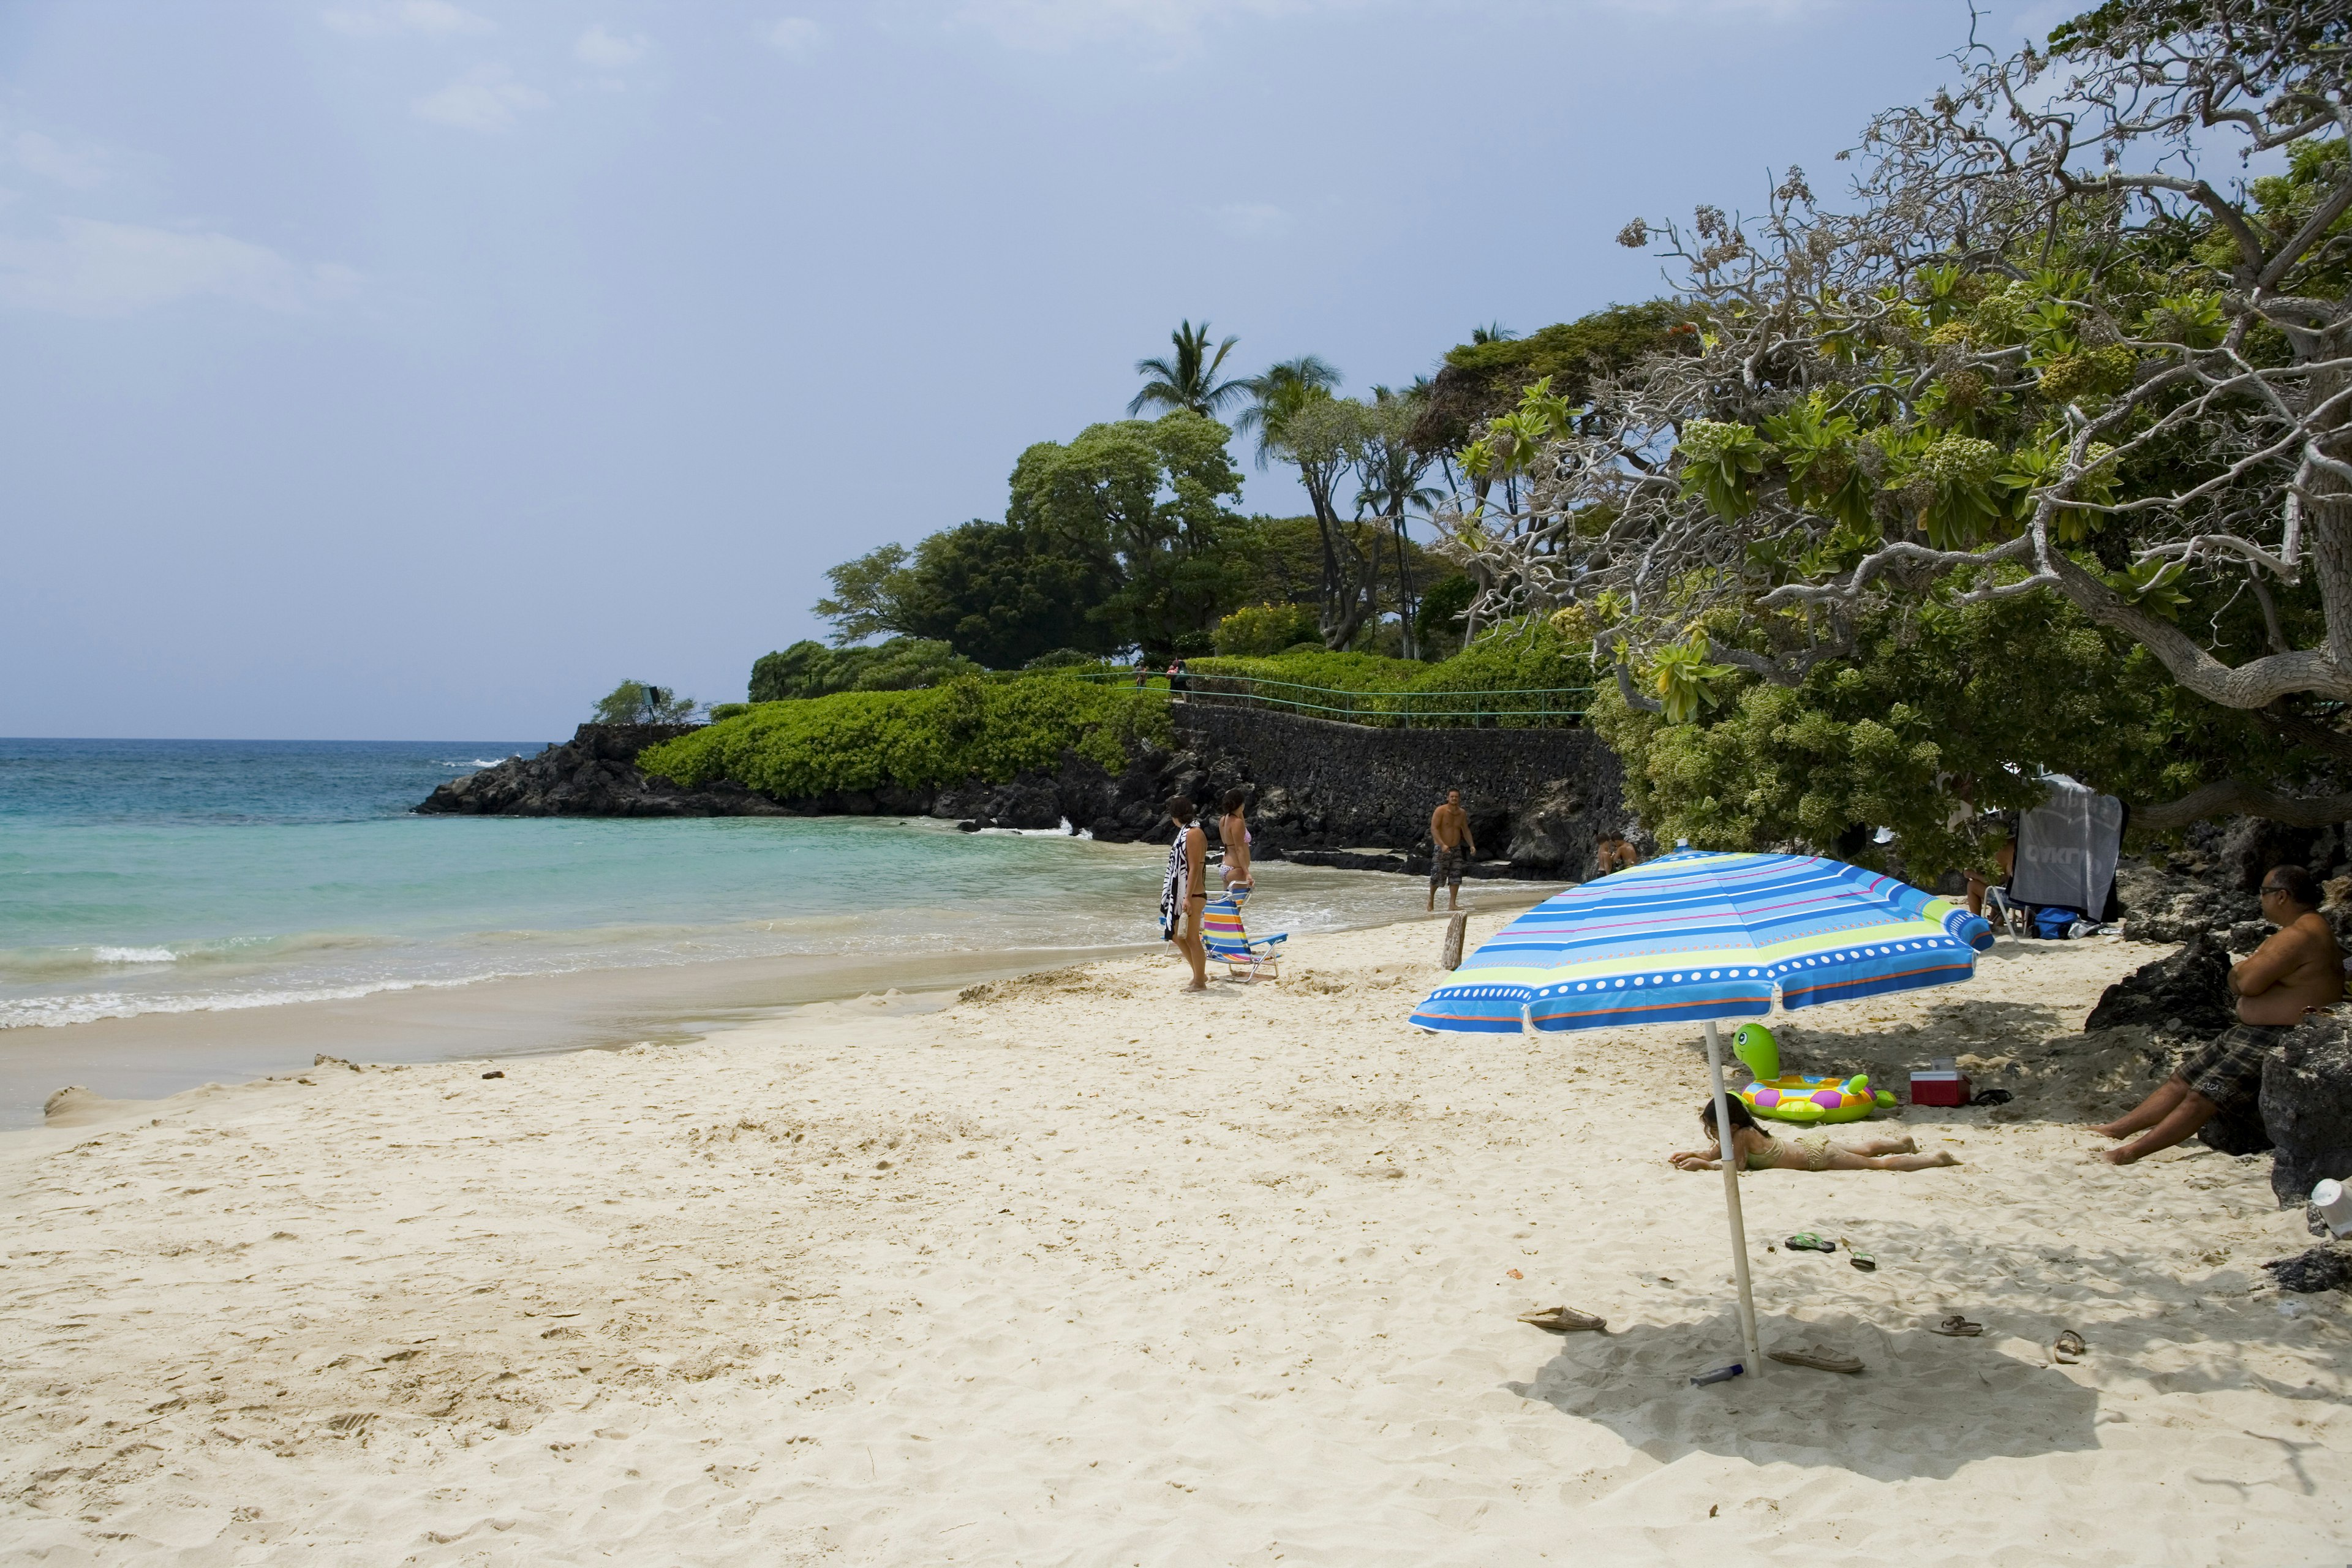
[[1166, 703, 1627, 874]]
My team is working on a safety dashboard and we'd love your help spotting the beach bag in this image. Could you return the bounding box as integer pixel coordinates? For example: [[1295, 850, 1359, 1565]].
[[2032, 904, 2086, 940]]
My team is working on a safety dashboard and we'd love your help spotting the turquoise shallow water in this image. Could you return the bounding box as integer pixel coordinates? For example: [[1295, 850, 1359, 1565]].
[[0, 738, 1418, 1031]]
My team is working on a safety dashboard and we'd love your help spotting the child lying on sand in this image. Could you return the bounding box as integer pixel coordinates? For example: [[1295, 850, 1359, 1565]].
[[1669, 1096, 1959, 1172]]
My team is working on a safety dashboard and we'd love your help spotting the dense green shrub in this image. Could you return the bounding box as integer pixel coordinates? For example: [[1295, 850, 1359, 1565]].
[[748, 638, 979, 702], [1212, 603, 1321, 656], [1414, 574, 1475, 654], [638, 676, 1172, 799], [1586, 594, 2276, 874], [1192, 650, 1424, 691]]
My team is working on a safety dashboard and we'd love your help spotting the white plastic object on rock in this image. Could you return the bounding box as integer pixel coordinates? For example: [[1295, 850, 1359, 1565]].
[[2311, 1178, 2352, 1238]]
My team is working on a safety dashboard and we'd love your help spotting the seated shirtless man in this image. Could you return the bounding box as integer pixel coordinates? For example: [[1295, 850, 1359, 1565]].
[[2091, 863, 2342, 1165]]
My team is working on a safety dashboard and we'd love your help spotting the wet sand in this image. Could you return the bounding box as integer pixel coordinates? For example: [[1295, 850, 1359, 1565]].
[[1, 880, 1555, 1128]]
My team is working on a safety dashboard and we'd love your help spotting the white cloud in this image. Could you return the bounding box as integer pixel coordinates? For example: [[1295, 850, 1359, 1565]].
[[412, 66, 549, 131], [323, 0, 494, 38], [945, 0, 1340, 51], [10, 131, 108, 190], [946, 0, 1843, 50], [575, 23, 649, 69], [1210, 201, 1291, 238], [1597, 0, 1839, 12], [762, 17, 827, 54], [0, 217, 358, 317]]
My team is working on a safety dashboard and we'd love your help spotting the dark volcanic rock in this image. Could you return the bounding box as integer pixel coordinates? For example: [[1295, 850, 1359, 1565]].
[[1170, 703, 1623, 880], [1505, 780, 1592, 873], [415, 724, 789, 818], [2202, 1089, 2277, 1158], [1287, 849, 1409, 873], [2264, 1014, 2352, 1208], [2083, 933, 2234, 1038], [2113, 861, 2259, 945], [414, 703, 1629, 879], [2263, 1243, 2352, 1293]]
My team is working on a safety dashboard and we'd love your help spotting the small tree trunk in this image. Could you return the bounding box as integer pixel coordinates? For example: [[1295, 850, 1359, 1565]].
[[1461, 561, 1494, 646], [1393, 512, 1418, 660]]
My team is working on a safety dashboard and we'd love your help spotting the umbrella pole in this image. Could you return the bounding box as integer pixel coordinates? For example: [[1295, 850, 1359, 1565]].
[[1703, 1020, 1763, 1377]]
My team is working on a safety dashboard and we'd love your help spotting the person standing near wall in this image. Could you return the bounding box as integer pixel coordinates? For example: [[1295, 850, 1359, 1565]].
[[1427, 788, 1476, 912], [1217, 788, 1254, 904]]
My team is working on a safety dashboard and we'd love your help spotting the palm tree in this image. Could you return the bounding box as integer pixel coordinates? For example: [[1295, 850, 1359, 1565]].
[[1232, 353, 1343, 467], [1128, 321, 1251, 418], [1355, 386, 1441, 657], [1471, 322, 1517, 344]]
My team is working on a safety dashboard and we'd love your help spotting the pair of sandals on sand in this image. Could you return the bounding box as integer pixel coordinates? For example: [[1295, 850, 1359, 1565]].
[[1930, 1316, 2089, 1363], [1785, 1232, 1873, 1270]]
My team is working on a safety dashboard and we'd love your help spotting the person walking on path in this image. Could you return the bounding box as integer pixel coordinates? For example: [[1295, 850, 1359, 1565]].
[[2090, 863, 2343, 1164], [1427, 788, 1477, 912], [1159, 796, 1210, 991]]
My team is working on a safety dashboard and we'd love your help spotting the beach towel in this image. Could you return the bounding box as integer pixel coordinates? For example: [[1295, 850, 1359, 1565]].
[[1159, 826, 1191, 940], [2010, 774, 2124, 917]]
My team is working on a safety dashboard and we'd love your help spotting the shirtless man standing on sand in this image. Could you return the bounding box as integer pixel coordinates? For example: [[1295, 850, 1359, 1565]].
[[2091, 863, 2342, 1164], [1427, 789, 1476, 913]]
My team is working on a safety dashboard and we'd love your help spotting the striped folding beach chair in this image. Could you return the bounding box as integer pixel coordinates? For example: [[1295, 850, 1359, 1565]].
[[1202, 893, 1286, 982]]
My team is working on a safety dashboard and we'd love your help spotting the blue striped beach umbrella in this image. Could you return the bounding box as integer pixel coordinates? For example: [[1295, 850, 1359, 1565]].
[[1412, 849, 1995, 1375], [1411, 850, 1994, 1036]]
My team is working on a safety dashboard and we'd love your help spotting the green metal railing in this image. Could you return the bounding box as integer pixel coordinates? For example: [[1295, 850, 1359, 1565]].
[[1055, 669, 1590, 728]]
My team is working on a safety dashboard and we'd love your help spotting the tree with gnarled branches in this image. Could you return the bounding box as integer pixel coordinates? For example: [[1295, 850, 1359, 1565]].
[[1438, 0, 2352, 830]]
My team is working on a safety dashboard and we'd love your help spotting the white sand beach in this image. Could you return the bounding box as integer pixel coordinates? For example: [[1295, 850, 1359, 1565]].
[[3, 913, 2345, 1565]]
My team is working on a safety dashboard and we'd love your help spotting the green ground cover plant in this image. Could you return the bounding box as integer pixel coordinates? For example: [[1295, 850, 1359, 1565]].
[[638, 676, 1171, 800]]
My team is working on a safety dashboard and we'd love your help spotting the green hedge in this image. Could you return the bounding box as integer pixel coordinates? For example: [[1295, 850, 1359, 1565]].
[[636, 676, 1172, 799], [1182, 622, 1593, 724], [1189, 650, 1426, 692]]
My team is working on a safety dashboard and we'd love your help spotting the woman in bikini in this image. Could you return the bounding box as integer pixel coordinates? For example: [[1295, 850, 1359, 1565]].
[[1158, 795, 1210, 992], [1217, 788, 1254, 905], [1668, 1096, 1958, 1172]]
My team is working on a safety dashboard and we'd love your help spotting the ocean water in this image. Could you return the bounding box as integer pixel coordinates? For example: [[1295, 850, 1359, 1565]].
[[0, 738, 1427, 1035]]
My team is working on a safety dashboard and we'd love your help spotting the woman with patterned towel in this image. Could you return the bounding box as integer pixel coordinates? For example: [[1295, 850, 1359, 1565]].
[[1158, 795, 1209, 992]]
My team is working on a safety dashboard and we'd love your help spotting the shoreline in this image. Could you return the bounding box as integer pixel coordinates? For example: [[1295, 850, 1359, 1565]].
[[1, 912, 2342, 1562], [1, 877, 1556, 1131]]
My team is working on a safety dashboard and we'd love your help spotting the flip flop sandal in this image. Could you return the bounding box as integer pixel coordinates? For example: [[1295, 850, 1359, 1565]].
[[1785, 1233, 1838, 1253], [1517, 1305, 1608, 1333], [2053, 1330, 2086, 1363], [1931, 1315, 1984, 1337], [1768, 1346, 1863, 1374], [1844, 1240, 1877, 1272]]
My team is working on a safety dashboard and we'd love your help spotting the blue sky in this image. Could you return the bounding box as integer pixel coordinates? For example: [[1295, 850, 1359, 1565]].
[[0, 0, 2068, 739]]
